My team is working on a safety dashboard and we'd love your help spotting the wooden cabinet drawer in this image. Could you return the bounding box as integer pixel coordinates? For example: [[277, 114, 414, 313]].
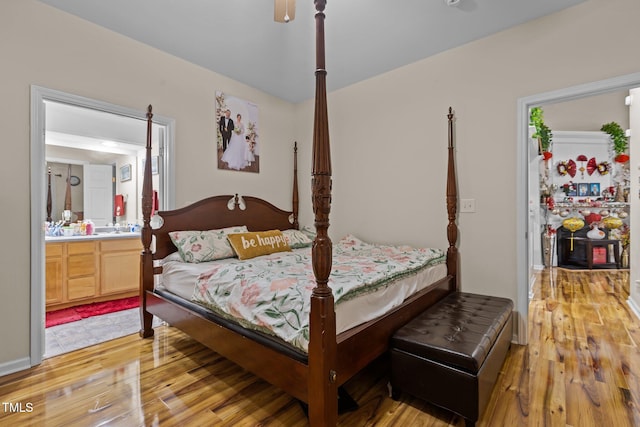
[[46, 243, 64, 257], [67, 276, 96, 300], [67, 253, 96, 277], [68, 241, 96, 255], [100, 238, 141, 252]]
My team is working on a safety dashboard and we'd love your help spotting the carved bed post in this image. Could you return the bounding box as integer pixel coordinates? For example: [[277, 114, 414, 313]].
[[139, 104, 155, 338], [446, 107, 459, 290], [308, 0, 337, 426], [293, 141, 299, 229], [46, 167, 53, 222]]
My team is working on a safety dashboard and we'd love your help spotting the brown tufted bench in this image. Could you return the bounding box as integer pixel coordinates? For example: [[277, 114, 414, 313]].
[[390, 292, 513, 427]]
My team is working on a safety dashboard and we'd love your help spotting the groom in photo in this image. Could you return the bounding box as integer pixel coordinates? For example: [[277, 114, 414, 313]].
[[219, 109, 234, 151]]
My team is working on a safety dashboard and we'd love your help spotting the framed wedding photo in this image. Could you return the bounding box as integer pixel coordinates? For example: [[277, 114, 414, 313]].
[[120, 164, 132, 182], [215, 90, 260, 173]]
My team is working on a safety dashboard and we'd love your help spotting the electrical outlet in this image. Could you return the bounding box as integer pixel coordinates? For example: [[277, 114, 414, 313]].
[[460, 198, 476, 213]]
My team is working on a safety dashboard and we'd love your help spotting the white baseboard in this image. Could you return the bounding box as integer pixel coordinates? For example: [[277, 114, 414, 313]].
[[0, 357, 31, 378], [628, 297, 640, 320], [529, 273, 537, 300]]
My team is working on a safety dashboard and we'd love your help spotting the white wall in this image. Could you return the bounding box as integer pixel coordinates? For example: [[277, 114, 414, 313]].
[[295, 0, 640, 337], [544, 90, 630, 131], [0, 0, 296, 372]]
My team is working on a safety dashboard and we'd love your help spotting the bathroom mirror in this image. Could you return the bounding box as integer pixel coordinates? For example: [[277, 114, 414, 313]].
[[44, 101, 163, 227]]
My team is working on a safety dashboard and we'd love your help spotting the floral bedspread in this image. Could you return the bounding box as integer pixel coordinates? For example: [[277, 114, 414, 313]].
[[191, 235, 445, 352]]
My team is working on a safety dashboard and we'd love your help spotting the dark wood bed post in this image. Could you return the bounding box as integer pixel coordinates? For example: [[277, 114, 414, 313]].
[[139, 105, 155, 338], [292, 141, 299, 229], [446, 107, 459, 291], [308, 0, 337, 426], [46, 167, 53, 222]]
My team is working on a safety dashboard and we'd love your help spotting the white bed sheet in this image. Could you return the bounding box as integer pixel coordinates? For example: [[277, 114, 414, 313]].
[[157, 249, 446, 335]]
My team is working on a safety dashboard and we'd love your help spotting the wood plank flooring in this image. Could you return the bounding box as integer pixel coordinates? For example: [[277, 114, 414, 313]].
[[0, 269, 638, 426]]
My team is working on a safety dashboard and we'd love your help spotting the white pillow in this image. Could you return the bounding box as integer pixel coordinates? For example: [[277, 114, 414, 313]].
[[282, 229, 313, 249], [169, 225, 248, 263]]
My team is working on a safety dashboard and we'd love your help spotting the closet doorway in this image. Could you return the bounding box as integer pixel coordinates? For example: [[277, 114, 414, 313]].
[[517, 72, 640, 345], [30, 86, 175, 365]]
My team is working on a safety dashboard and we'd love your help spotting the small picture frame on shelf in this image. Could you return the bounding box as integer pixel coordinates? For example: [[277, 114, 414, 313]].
[[120, 164, 132, 182], [577, 183, 589, 197], [589, 182, 600, 197]]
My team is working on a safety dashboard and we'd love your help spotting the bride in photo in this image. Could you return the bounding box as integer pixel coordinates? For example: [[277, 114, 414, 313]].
[[221, 113, 250, 170]]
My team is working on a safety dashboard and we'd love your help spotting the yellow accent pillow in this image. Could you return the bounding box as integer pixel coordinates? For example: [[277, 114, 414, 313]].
[[227, 230, 292, 260]]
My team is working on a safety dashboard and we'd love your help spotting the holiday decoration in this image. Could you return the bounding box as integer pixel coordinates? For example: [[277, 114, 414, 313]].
[[557, 159, 576, 177], [586, 157, 597, 176]]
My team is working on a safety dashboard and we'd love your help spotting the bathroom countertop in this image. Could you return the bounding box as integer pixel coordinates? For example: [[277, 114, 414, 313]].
[[45, 232, 141, 242]]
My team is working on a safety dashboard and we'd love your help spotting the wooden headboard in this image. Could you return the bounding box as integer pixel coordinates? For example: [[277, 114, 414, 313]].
[[151, 193, 298, 260]]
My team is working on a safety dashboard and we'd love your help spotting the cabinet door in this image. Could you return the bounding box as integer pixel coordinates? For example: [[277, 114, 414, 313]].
[[100, 239, 141, 296], [45, 254, 64, 307]]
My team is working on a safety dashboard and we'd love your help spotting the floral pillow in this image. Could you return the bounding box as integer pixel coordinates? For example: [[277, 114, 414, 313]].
[[282, 229, 313, 249], [169, 225, 248, 263]]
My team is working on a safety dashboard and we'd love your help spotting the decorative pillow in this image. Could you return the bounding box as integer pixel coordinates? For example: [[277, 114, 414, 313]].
[[169, 225, 248, 263], [300, 225, 317, 241], [282, 229, 313, 249], [227, 230, 292, 260]]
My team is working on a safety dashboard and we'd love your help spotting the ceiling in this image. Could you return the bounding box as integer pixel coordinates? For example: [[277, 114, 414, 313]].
[[38, 0, 585, 103]]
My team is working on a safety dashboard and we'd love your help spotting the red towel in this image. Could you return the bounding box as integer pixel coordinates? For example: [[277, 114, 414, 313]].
[[151, 190, 159, 216], [114, 194, 125, 216]]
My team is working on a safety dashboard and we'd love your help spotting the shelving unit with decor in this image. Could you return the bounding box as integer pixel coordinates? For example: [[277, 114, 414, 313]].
[[538, 130, 630, 268]]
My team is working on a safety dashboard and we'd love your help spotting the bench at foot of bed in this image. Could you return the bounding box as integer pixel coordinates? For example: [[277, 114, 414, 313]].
[[389, 292, 513, 427]]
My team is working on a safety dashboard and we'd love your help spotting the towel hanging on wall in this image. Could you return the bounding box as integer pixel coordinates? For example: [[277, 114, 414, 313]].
[[114, 194, 125, 217], [151, 191, 159, 217]]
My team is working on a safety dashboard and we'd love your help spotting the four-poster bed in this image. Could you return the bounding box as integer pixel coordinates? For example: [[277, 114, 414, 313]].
[[138, 1, 459, 425]]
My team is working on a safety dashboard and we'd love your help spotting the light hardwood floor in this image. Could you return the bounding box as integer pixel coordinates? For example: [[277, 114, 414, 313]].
[[0, 269, 638, 426]]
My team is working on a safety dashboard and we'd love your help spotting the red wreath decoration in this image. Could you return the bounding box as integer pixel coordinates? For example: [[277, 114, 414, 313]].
[[586, 157, 597, 175], [557, 159, 576, 177], [597, 161, 611, 175]]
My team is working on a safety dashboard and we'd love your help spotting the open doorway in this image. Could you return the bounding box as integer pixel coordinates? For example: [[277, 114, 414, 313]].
[[529, 90, 631, 271], [30, 86, 175, 364], [516, 72, 640, 345]]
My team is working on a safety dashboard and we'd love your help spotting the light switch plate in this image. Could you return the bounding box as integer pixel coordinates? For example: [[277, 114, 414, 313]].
[[460, 198, 476, 213]]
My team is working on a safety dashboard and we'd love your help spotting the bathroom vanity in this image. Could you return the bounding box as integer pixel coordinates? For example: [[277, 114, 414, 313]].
[[45, 233, 141, 311]]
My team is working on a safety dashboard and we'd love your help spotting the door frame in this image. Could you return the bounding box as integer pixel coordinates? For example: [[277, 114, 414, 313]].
[[516, 72, 640, 345], [30, 86, 175, 365]]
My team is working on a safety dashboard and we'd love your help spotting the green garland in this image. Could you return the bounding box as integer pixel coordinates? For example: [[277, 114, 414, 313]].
[[600, 121, 628, 155], [530, 107, 553, 152]]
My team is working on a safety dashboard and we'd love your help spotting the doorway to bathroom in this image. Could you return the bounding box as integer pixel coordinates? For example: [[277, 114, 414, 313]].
[[31, 86, 175, 363]]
